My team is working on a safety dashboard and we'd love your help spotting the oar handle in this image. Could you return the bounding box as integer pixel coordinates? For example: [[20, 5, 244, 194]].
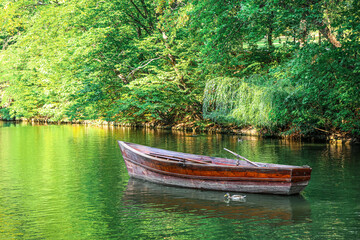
[[224, 148, 260, 167]]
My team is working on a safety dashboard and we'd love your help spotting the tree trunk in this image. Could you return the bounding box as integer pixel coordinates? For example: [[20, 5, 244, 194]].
[[316, 23, 341, 48], [268, 32, 273, 49], [267, 11, 274, 49], [160, 30, 186, 89], [299, 19, 308, 47], [313, 9, 341, 48]]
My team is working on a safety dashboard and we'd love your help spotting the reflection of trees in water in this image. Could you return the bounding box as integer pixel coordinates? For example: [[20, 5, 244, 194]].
[[323, 143, 353, 162]]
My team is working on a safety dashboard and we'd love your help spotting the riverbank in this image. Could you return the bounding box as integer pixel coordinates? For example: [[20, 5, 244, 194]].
[[1, 118, 358, 144]]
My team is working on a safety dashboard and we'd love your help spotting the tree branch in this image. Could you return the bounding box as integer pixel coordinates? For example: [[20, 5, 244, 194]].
[[20, 1, 62, 9], [126, 57, 162, 79], [129, 0, 147, 19], [2, 36, 14, 51], [139, 0, 155, 30], [125, 12, 152, 35]]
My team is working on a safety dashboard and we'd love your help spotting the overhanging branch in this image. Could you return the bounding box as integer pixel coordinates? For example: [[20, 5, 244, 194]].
[[126, 57, 162, 79]]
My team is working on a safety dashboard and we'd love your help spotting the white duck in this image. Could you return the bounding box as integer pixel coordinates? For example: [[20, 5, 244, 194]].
[[224, 193, 246, 201]]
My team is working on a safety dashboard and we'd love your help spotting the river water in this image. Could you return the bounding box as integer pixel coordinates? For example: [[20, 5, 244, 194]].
[[0, 121, 359, 239]]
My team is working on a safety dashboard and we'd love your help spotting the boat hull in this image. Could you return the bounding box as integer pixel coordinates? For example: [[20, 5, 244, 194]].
[[118, 141, 311, 195]]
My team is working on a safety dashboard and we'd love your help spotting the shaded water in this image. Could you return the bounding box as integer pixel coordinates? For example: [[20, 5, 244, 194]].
[[0, 121, 359, 239]]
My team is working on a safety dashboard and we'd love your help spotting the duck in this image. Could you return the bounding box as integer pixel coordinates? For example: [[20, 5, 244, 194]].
[[224, 193, 246, 201]]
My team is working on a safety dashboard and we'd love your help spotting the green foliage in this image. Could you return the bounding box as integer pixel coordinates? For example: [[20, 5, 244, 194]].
[[199, 0, 360, 137], [269, 44, 360, 136], [111, 76, 184, 124], [203, 77, 273, 127], [0, 0, 359, 137]]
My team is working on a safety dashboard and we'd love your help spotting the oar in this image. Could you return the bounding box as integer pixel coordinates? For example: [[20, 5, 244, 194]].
[[224, 148, 260, 167]]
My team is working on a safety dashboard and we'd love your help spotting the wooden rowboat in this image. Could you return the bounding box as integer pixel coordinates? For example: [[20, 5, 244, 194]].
[[118, 141, 312, 195]]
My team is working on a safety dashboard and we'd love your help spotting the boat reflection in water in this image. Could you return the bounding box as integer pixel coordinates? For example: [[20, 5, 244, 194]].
[[123, 178, 311, 225]]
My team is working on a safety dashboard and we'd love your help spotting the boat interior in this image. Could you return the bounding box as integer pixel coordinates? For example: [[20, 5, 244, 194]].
[[124, 142, 298, 168]]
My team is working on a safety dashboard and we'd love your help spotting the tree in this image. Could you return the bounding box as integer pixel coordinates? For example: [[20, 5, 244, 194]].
[[0, 0, 359, 137]]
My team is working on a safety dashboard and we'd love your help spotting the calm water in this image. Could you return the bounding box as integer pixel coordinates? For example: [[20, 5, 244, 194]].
[[0, 121, 359, 239]]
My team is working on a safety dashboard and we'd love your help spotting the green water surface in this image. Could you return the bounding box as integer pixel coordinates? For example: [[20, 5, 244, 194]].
[[0, 122, 359, 239]]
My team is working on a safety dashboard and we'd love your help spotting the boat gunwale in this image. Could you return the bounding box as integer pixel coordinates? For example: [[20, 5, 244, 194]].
[[119, 141, 220, 167]]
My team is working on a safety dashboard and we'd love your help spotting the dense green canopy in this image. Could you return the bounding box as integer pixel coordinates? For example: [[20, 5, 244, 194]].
[[1, 0, 359, 137]]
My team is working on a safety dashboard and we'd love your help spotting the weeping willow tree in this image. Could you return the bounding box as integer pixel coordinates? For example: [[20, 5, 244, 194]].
[[203, 77, 274, 127]]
